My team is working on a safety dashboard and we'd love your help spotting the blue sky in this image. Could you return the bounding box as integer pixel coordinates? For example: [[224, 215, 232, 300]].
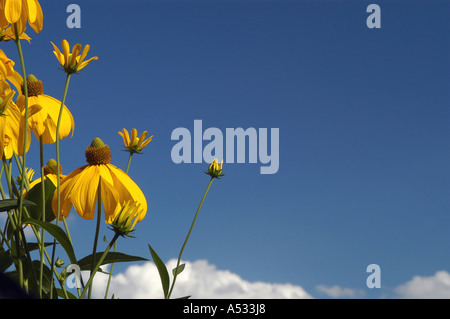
[[1, 0, 449, 298]]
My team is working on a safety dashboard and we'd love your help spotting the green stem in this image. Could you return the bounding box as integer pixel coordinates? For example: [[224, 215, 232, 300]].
[[49, 73, 71, 298], [104, 241, 116, 299], [125, 153, 133, 175], [55, 73, 71, 226], [13, 22, 29, 291], [88, 178, 102, 299], [80, 233, 120, 299], [13, 23, 28, 227], [166, 177, 214, 299], [38, 136, 45, 298], [104, 153, 132, 298]]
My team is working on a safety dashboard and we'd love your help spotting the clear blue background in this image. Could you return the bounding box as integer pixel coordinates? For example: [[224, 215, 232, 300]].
[[3, 0, 448, 298]]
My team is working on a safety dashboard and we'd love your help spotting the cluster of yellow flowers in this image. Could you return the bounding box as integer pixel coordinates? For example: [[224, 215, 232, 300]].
[[0, 0, 223, 299], [0, 2, 150, 236]]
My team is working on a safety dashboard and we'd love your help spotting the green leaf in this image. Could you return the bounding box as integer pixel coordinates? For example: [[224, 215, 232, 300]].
[[148, 244, 170, 298], [22, 218, 77, 265], [172, 263, 185, 277], [24, 178, 57, 222], [0, 199, 36, 212], [76, 252, 148, 271], [0, 247, 13, 273]]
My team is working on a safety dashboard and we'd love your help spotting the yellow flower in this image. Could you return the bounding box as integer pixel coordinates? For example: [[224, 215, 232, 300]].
[[0, 89, 39, 159], [51, 39, 98, 74], [205, 158, 224, 179], [16, 74, 74, 144], [109, 200, 145, 237], [119, 128, 153, 154], [52, 138, 148, 223], [0, 0, 43, 35]]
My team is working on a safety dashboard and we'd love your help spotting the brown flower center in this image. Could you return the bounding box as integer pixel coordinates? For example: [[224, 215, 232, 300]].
[[21, 74, 44, 97], [85, 138, 111, 165]]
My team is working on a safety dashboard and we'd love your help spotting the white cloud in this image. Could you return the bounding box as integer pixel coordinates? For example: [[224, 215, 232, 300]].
[[315, 284, 366, 298], [394, 271, 450, 299], [90, 259, 312, 299]]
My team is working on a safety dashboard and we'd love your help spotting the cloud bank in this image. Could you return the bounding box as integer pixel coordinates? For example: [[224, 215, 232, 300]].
[[82, 259, 450, 299], [394, 270, 450, 298], [90, 259, 312, 299]]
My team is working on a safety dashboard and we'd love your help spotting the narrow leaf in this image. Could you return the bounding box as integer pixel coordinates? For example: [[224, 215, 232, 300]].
[[148, 244, 170, 298], [22, 218, 77, 265], [77, 252, 148, 271], [0, 199, 36, 212]]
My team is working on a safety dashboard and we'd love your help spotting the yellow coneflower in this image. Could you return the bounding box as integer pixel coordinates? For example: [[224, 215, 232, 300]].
[[15, 74, 74, 144], [119, 128, 153, 155], [52, 137, 148, 223], [51, 39, 98, 74]]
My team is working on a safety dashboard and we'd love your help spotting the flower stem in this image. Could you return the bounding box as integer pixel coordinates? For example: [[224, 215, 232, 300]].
[[88, 178, 102, 299], [13, 23, 28, 230], [81, 232, 120, 299], [55, 73, 71, 225], [166, 177, 214, 299], [49, 73, 72, 298], [38, 136, 45, 298], [125, 153, 133, 175]]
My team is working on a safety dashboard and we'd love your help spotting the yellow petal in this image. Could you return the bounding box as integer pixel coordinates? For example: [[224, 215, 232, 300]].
[[99, 166, 120, 222], [25, 0, 36, 23], [131, 128, 137, 145], [52, 165, 88, 220], [70, 165, 100, 220], [137, 131, 148, 147], [120, 128, 130, 147], [4, 0, 22, 23], [78, 44, 90, 65], [77, 56, 98, 71], [51, 41, 64, 66], [62, 39, 70, 65], [107, 164, 147, 221], [28, 0, 43, 34]]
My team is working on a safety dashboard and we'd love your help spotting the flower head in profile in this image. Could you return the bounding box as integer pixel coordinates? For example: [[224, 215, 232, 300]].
[[16, 74, 74, 144], [51, 39, 98, 74], [205, 158, 224, 179], [119, 128, 153, 155], [109, 200, 145, 238], [0, 0, 44, 36], [52, 137, 148, 223]]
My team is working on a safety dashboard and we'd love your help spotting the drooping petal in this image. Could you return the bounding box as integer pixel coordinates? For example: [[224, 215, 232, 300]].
[[28, 0, 43, 33], [99, 165, 120, 222], [4, 0, 22, 23], [52, 165, 88, 220], [25, 0, 36, 23], [107, 164, 147, 221], [70, 165, 100, 220], [29, 94, 74, 143]]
